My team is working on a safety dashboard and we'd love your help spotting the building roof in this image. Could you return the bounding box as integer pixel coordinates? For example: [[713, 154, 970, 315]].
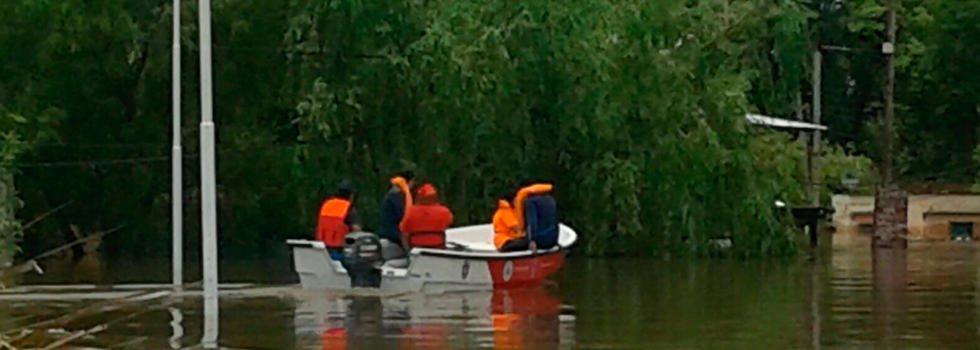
[[745, 113, 828, 131]]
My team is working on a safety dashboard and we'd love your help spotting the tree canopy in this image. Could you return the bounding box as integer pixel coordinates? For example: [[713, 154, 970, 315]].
[[1, 0, 977, 259]]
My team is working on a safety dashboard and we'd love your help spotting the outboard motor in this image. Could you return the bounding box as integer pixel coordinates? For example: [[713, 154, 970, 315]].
[[341, 231, 384, 288]]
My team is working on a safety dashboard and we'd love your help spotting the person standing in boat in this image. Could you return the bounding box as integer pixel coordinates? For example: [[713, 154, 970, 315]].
[[399, 183, 454, 249], [515, 182, 559, 250], [493, 195, 533, 252], [316, 180, 362, 260], [380, 171, 415, 248]]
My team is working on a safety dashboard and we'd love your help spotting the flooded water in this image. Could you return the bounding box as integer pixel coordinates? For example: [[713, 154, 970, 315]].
[[3, 234, 980, 349]]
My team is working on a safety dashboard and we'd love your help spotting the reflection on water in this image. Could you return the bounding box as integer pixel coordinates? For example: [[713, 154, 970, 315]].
[[169, 307, 183, 349], [2, 235, 980, 349], [203, 293, 219, 349], [292, 288, 572, 350]]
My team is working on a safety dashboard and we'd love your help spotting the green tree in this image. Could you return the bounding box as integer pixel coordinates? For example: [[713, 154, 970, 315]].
[[898, 0, 980, 182], [284, 0, 811, 257], [12, 0, 975, 260]]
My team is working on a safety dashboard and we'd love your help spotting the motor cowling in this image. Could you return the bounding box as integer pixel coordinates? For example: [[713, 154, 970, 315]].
[[341, 231, 383, 288]]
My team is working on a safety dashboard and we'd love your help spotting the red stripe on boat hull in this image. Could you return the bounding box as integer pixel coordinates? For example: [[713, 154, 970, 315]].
[[487, 251, 565, 288]]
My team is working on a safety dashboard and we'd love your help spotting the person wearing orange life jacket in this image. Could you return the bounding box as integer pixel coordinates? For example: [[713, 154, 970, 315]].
[[514, 181, 559, 250], [399, 183, 453, 249], [493, 195, 534, 252], [316, 180, 362, 260]]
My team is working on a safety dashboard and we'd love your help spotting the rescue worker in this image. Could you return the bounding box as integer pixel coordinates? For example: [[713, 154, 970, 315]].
[[316, 181, 362, 260], [399, 183, 454, 249], [493, 196, 533, 252], [380, 171, 415, 248], [514, 181, 558, 250]]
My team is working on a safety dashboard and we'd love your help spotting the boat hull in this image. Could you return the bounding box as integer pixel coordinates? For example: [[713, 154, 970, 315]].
[[288, 223, 577, 294], [290, 242, 566, 294]]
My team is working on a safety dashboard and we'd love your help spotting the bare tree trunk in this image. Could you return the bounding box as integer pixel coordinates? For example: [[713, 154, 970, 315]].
[[0, 167, 19, 267]]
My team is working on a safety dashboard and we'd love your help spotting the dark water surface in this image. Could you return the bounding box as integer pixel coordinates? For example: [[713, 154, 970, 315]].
[[3, 234, 980, 349]]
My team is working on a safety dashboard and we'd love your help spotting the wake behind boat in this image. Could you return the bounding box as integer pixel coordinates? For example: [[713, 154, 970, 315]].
[[287, 223, 577, 294]]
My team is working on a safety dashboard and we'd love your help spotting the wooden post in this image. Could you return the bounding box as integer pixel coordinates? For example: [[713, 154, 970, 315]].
[[812, 50, 822, 207], [796, 91, 811, 205]]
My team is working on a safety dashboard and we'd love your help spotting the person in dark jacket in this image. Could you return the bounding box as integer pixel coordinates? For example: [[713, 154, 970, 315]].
[[515, 181, 559, 250], [380, 170, 415, 247]]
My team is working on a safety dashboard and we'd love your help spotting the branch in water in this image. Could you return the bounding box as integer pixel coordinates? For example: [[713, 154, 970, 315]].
[[19, 201, 73, 232]]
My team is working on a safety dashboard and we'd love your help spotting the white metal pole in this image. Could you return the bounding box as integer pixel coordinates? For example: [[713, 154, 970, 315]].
[[172, 0, 183, 290], [198, 0, 219, 347]]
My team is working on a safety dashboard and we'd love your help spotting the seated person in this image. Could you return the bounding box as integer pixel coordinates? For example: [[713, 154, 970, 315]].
[[515, 182, 559, 250], [493, 197, 533, 252], [399, 183, 453, 249], [315, 180, 362, 260], [380, 171, 415, 248]]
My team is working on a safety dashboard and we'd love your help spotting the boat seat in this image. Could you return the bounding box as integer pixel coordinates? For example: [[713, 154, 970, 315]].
[[380, 239, 407, 260], [380, 266, 408, 277], [382, 258, 409, 268], [329, 260, 347, 274]]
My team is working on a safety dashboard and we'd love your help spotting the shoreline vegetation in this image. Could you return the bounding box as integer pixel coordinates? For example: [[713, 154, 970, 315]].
[[1, 0, 978, 260]]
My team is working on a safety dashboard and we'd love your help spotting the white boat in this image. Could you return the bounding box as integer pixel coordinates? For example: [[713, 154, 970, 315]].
[[287, 223, 578, 294]]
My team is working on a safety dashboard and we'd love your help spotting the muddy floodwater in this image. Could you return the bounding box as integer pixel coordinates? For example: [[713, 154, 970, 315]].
[[3, 234, 980, 349]]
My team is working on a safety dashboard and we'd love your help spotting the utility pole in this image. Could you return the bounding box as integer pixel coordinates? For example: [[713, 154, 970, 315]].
[[171, 0, 183, 290], [198, 0, 219, 346], [867, 2, 907, 336], [883, 0, 897, 184], [870, 2, 907, 339], [872, 0, 904, 250], [812, 50, 822, 207]]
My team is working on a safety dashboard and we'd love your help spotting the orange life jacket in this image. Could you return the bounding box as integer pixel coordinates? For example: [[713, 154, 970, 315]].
[[493, 200, 522, 249], [391, 176, 414, 220], [316, 198, 351, 248], [400, 204, 453, 248], [514, 184, 553, 229]]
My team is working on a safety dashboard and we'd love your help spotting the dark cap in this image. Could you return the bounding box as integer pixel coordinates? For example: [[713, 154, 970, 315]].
[[337, 180, 354, 198]]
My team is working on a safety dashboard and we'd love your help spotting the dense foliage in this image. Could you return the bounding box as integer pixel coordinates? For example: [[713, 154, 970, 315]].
[[1, 105, 58, 263], [0, 112, 24, 264], [0, 0, 976, 259], [809, 0, 980, 182]]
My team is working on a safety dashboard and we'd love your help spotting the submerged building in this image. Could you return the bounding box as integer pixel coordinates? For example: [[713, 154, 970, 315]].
[[832, 185, 980, 241]]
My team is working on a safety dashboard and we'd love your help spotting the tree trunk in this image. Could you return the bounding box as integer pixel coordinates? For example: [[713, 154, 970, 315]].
[[0, 166, 19, 267]]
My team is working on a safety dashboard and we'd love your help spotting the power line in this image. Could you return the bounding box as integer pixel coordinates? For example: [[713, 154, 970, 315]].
[[32, 143, 171, 149], [10, 155, 180, 168], [5, 142, 294, 168]]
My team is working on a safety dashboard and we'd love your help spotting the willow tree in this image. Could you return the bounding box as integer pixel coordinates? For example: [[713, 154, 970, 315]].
[[284, 0, 812, 257]]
